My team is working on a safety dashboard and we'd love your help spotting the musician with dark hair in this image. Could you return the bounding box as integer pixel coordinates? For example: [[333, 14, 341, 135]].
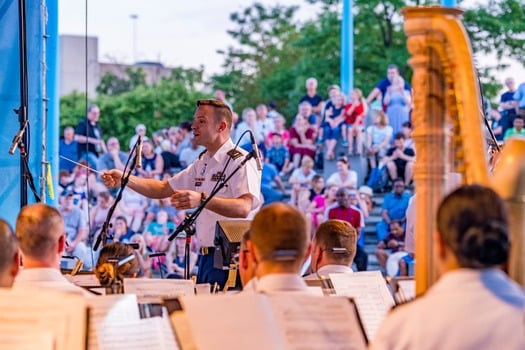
[[372, 185, 525, 349]]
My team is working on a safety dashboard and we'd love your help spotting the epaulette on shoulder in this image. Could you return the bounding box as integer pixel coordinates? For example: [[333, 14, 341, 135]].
[[227, 148, 243, 160], [198, 149, 207, 160]]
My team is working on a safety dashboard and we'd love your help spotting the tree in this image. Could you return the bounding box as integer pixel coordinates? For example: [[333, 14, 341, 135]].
[[96, 67, 147, 96]]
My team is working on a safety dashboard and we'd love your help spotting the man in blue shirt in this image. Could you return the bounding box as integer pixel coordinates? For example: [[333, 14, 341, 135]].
[[366, 64, 411, 107]]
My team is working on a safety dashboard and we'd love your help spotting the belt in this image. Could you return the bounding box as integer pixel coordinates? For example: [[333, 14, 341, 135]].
[[199, 246, 215, 255]]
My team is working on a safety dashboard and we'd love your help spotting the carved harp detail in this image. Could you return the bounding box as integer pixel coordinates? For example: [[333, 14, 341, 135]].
[[402, 7, 490, 295]]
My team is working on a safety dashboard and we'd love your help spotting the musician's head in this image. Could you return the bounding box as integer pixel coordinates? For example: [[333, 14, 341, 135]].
[[16, 203, 65, 268], [239, 230, 256, 287], [95, 242, 138, 287], [0, 219, 19, 287], [311, 220, 357, 273], [248, 203, 310, 275], [435, 184, 510, 272]]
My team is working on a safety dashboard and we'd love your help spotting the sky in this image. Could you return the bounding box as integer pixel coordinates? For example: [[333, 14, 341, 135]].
[[58, 0, 525, 91]]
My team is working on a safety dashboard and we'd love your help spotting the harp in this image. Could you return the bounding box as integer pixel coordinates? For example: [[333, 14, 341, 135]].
[[402, 6, 525, 295]]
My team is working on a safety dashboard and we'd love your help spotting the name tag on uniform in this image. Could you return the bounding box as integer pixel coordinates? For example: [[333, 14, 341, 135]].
[[194, 177, 205, 187], [211, 172, 225, 182]]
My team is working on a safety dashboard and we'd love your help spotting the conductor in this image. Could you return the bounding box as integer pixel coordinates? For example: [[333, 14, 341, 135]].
[[102, 99, 262, 287]]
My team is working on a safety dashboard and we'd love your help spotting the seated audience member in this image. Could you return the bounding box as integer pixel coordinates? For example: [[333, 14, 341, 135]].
[[58, 190, 90, 269], [322, 92, 347, 160], [13, 203, 90, 296], [376, 178, 410, 241], [266, 114, 291, 147], [59, 126, 79, 173], [129, 234, 152, 278], [289, 155, 317, 207], [110, 216, 135, 243], [179, 135, 204, 169], [304, 220, 357, 280], [365, 110, 393, 169], [375, 220, 405, 273], [358, 185, 374, 214], [372, 185, 525, 349], [239, 230, 257, 292], [144, 196, 180, 226], [0, 219, 19, 287], [344, 88, 367, 156], [236, 107, 263, 151], [120, 187, 149, 232], [401, 121, 414, 149], [97, 137, 128, 172], [136, 139, 164, 179], [247, 203, 311, 293], [383, 132, 416, 186], [166, 233, 198, 279], [326, 156, 358, 189], [306, 183, 336, 234], [289, 114, 317, 169], [266, 132, 293, 174], [144, 210, 175, 252], [503, 115, 525, 141], [261, 152, 287, 205], [129, 123, 147, 151], [95, 242, 139, 293]]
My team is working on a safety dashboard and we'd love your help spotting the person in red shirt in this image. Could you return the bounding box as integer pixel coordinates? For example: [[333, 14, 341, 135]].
[[344, 88, 368, 156]]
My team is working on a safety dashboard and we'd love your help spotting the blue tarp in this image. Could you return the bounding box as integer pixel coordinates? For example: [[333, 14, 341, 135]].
[[0, 0, 58, 226]]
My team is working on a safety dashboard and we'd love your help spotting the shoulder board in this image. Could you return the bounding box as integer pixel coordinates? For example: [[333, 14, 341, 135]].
[[227, 148, 243, 160], [198, 149, 207, 160]]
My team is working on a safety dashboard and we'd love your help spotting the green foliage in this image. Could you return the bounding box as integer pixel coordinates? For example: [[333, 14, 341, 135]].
[[60, 67, 209, 150], [96, 67, 147, 96]]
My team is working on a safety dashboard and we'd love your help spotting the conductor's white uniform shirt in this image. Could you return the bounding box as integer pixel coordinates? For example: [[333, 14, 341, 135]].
[[169, 138, 261, 247], [371, 268, 525, 349]]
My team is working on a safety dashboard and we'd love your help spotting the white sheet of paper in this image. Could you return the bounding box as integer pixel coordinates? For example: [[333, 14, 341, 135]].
[[87, 294, 141, 350], [329, 271, 395, 341], [65, 273, 101, 287], [124, 278, 194, 304], [397, 279, 416, 302], [97, 316, 179, 350], [0, 288, 87, 350]]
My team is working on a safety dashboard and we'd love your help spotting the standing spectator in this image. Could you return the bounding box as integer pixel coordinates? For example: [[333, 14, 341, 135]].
[[97, 137, 128, 172], [383, 132, 416, 186], [503, 115, 525, 141], [317, 85, 341, 145], [499, 77, 517, 135], [75, 104, 106, 170], [59, 126, 79, 172], [514, 81, 525, 117], [344, 88, 367, 156], [300, 77, 324, 118], [129, 123, 147, 151], [376, 178, 411, 241], [366, 64, 411, 107], [384, 76, 411, 136]]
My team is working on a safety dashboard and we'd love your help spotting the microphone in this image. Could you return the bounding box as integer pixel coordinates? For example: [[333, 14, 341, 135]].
[[135, 135, 143, 169], [149, 252, 166, 258], [8, 120, 29, 155], [248, 130, 262, 171]]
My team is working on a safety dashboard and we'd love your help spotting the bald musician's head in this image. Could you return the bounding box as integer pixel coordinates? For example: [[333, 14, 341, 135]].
[[16, 203, 66, 269], [311, 220, 357, 273], [0, 219, 19, 287], [248, 203, 310, 275]]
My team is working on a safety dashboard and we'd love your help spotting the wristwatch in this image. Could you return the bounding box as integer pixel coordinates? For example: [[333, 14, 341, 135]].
[[200, 192, 208, 204]]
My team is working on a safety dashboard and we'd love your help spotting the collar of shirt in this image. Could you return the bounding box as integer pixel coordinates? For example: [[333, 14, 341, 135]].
[[316, 264, 354, 277], [202, 138, 240, 165], [256, 273, 309, 293]]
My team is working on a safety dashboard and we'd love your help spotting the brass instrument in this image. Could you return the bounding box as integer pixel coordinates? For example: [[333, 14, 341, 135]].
[[402, 6, 525, 294]]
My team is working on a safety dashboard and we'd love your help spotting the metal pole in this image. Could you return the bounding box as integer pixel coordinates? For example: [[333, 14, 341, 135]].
[[441, 0, 457, 7], [130, 14, 138, 64], [17, 0, 29, 207], [341, 0, 353, 97]]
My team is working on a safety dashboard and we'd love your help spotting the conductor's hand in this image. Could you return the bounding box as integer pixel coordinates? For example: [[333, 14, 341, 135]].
[[102, 169, 124, 188], [171, 190, 201, 210]]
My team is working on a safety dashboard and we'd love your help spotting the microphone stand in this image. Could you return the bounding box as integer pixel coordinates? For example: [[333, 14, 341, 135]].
[[93, 140, 140, 251], [168, 151, 256, 280]]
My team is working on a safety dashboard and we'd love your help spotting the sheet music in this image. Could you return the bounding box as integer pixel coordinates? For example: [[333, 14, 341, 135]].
[[87, 294, 141, 350], [0, 331, 54, 350], [124, 278, 194, 304], [270, 294, 367, 350], [0, 288, 87, 350], [172, 294, 367, 350], [97, 317, 179, 350], [66, 273, 101, 287], [329, 271, 395, 341], [397, 279, 416, 302]]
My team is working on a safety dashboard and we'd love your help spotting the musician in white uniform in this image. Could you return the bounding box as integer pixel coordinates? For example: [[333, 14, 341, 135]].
[[247, 203, 311, 293], [371, 185, 525, 349], [103, 99, 261, 288], [304, 219, 356, 280]]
